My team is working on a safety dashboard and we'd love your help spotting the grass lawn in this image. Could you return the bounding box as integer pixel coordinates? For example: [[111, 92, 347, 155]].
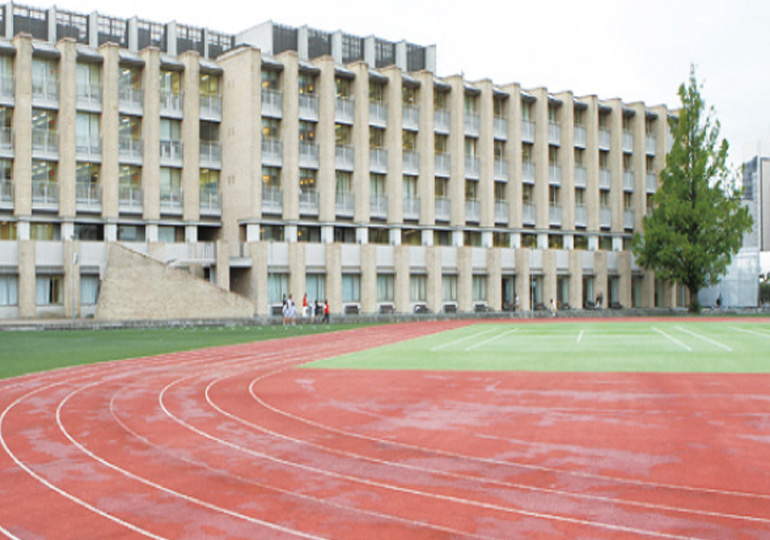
[[0, 323, 371, 379], [305, 320, 770, 373]]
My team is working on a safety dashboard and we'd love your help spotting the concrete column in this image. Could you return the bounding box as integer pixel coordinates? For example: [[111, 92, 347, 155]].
[[383, 66, 404, 226], [515, 248, 531, 311], [251, 242, 269, 315], [556, 91, 575, 230], [325, 243, 342, 314], [487, 248, 502, 311], [181, 52, 201, 223], [63, 240, 80, 318], [140, 48, 161, 221], [642, 269, 655, 308], [57, 40, 78, 221], [631, 103, 647, 231], [12, 35, 32, 218], [446, 75, 465, 226], [415, 71, 435, 226], [504, 83, 522, 229], [605, 98, 624, 233], [619, 251, 632, 308], [360, 244, 377, 314], [215, 240, 230, 290], [426, 246, 442, 313], [531, 88, 549, 230], [289, 241, 306, 302], [477, 80, 494, 229], [394, 245, 410, 313], [580, 96, 600, 233], [543, 250, 557, 310], [278, 51, 300, 221], [18, 240, 36, 318], [314, 56, 335, 223], [569, 250, 583, 309], [594, 250, 608, 308], [457, 246, 472, 312], [351, 62, 371, 223], [100, 44, 120, 220]]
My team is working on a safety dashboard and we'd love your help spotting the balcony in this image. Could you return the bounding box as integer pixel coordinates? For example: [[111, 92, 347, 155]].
[[335, 191, 354, 217], [262, 186, 283, 214], [370, 194, 388, 219], [159, 140, 183, 165], [119, 136, 143, 163], [0, 179, 13, 209], [369, 147, 388, 173], [521, 120, 535, 143], [599, 168, 611, 190], [549, 204, 562, 227], [32, 79, 58, 106], [574, 166, 587, 188], [119, 86, 143, 114], [76, 137, 102, 161], [494, 159, 509, 181], [646, 134, 656, 155], [160, 90, 183, 117], [118, 186, 143, 212], [403, 196, 420, 220], [548, 164, 562, 186], [75, 182, 101, 211], [335, 96, 355, 124], [548, 122, 561, 146], [434, 109, 450, 133], [622, 131, 634, 153], [402, 105, 419, 130], [299, 93, 319, 121], [200, 189, 221, 215], [465, 200, 480, 222], [0, 127, 13, 157], [599, 127, 611, 150], [332, 145, 353, 171], [522, 202, 535, 225], [574, 204, 587, 227], [464, 114, 480, 137], [522, 162, 535, 184], [369, 101, 387, 127], [200, 93, 222, 120], [435, 153, 451, 177], [0, 75, 14, 103], [624, 209, 635, 230], [31, 129, 58, 158], [200, 141, 222, 168], [435, 197, 450, 221], [299, 141, 319, 168], [76, 84, 102, 110], [646, 173, 657, 192], [599, 206, 612, 228], [299, 189, 319, 215], [623, 170, 635, 191], [403, 150, 420, 175], [494, 200, 509, 223], [160, 189, 183, 213], [494, 116, 508, 140], [465, 155, 480, 178], [261, 138, 282, 166], [261, 89, 282, 117], [31, 180, 58, 208], [574, 126, 587, 147]]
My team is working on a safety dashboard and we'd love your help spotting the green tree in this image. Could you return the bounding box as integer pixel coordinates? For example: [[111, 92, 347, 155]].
[[632, 66, 752, 312]]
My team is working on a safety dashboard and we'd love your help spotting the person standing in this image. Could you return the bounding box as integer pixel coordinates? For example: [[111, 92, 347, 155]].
[[550, 298, 557, 318], [323, 299, 330, 325], [302, 293, 308, 318]]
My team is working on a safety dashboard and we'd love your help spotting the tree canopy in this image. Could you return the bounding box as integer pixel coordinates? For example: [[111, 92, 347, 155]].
[[632, 66, 752, 312]]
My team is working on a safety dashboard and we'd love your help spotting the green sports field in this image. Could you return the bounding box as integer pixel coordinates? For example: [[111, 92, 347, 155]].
[[306, 320, 770, 373]]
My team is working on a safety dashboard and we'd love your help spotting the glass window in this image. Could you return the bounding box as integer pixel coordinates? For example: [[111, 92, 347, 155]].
[[341, 273, 361, 303], [160, 168, 181, 198], [262, 117, 280, 140], [370, 173, 385, 196], [200, 169, 219, 195], [268, 273, 289, 304], [262, 166, 281, 188], [80, 275, 99, 305], [410, 274, 426, 302], [199, 73, 220, 95], [159, 70, 181, 95], [335, 124, 351, 146], [377, 274, 394, 302], [299, 121, 316, 142], [434, 90, 448, 111], [336, 171, 352, 194], [36, 274, 63, 305], [473, 275, 487, 302], [261, 69, 279, 90], [298, 72, 316, 94], [306, 273, 325, 303], [442, 275, 457, 302], [0, 275, 18, 306]]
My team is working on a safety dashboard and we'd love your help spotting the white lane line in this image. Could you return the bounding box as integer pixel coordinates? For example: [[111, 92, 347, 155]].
[[430, 327, 499, 351], [651, 327, 692, 352], [675, 326, 733, 352], [730, 326, 770, 339], [465, 328, 519, 351], [0, 524, 22, 540], [577, 330, 584, 343]]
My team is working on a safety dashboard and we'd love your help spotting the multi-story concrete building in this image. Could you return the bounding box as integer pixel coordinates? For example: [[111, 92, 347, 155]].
[[0, 3, 689, 320]]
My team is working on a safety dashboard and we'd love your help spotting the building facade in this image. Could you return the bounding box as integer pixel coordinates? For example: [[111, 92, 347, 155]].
[[0, 3, 689, 320]]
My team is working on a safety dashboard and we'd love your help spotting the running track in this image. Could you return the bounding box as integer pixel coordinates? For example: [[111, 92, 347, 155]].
[[1, 321, 770, 539]]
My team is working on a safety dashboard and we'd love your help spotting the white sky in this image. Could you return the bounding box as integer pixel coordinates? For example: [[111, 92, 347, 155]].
[[49, 0, 770, 165]]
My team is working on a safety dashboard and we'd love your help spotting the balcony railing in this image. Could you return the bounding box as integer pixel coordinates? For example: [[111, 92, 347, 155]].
[[574, 204, 588, 227], [574, 126, 587, 147], [403, 196, 420, 220], [31, 129, 58, 157], [159, 140, 183, 163], [76, 84, 102, 109], [335, 145, 354, 171], [494, 159, 509, 180], [370, 147, 388, 173], [599, 168, 611, 190], [370, 194, 388, 218], [299, 141, 319, 167], [119, 136, 143, 162], [160, 90, 183, 115], [75, 182, 101, 208], [600, 206, 612, 228], [548, 164, 562, 186], [32, 79, 58, 104], [465, 155, 480, 178], [31, 180, 58, 206], [646, 173, 657, 192], [522, 162, 535, 183], [435, 153, 451, 176], [0, 127, 13, 155], [402, 105, 419, 130], [574, 166, 587, 188], [549, 204, 562, 226], [434, 109, 450, 133], [118, 86, 143, 113], [369, 101, 387, 126], [0, 179, 13, 207], [622, 131, 634, 153], [465, 200, 480, 222], [599, 127, 611, 150], [0, 75, 14, 100], [200, 141, 222, 167], [261, 89, 282, 117], [335, 191, 354, 217], [262, 186, 283, 214], [200, 189, 221, 213], [522, 202, 535, 225], [464, 113, 480, 136], [623, 170, 635, 191], [403, 150, 420, 174], [299, 93, 319, 120], [118, 186, 143, 211], [548, 122, 561, 145], [160, 189, 183, 211], [494, 200, 509, 223], [335, 96, 355, 123], [646, 135, 656, 155], [299, 189, 319, 215], [624, 209, 635, 230], [521, 120, 535, 143], [200, 93, 222, 119], [261, 138, 282, 166], [76, 137, 102, 160], [494, 116, 508, 139], [435, 197, 450, 221]]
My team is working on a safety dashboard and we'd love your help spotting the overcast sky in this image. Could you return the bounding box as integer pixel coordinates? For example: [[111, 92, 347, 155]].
[[51, 0, 769, 166]]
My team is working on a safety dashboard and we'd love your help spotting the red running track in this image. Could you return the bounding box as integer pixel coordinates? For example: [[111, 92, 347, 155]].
[[1, 320, 769, 539]]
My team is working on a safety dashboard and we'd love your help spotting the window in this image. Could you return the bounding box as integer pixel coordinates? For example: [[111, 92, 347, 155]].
[[548, 104, 559, 123], [465, 180, 478, 200], [32, 108, 56, 132], [298, 72, 316, 94], [549, 234, 563, 249], [574, 235, 589, 250], [522, 184, 534, 204], [494, 140, 505, 160], [335, 124, 351, 146], [119, 66, 142, 92], [574, 108, 585, 126], [403, 175, 418, 198], [434, 230, 451, 246], [76, 162, 99, 188], [402, 130, 416, 151], [494, 182, 506, 202], [159, 70, 181, 96], [0, 222, 17, 240], [119, 165, 141, 190], [160, 118, 181, 142], [32, 58, 57, 96], [442, 275, 457, 302], [80, 275, 99, 305], [262, 117, 280, 140], [370, 173, 385, 196], [299, 121, 316, 142], [261, 225, 284, 242], [117, 225, 144, 241], [402, 85, 417, 106], [434, 90, 448, 111], [435, 177, 449, 198], [36, 274, 63, 306], [76, 112, 100, 151], [261, 69, 280, 90], [435, 134, 448, 154], [548, 145, 559, 166], [336, 171, 352, 194], [300, 169, 317, 193], [369, 228, 389, 244], [369, 126, 385, 148], [32, 160, 57, 184], [200, 169, 219, 197], [549, 186, 560, 205], [521, 101, 533, 121], [341, 274, 361, 303], [493, 232, 510, 247], [521, 233, 537, 248], [410, 274, 426, 302], [306, 273, 326, 303], [160, 168, 181, 200], [464, 231, 481, 246], [464, 94, 477, 115], [0, 275, 18, 306], [473, 275, 487, 302], [599, 236, 613, 251], [200, 72, 220, 95], [200, 121, 219, 143], [494, 98, 506, 117], [522, 143, 533, 163], [377, 274, 394, 302], [119, 114, 141, 140], [268, 273, 289, 304], [465, 137, 477, 158], [600, 190, 610, 207], [76, 63, 100, 98], [575, 187, 585, 205], [369, 81, 385, 103]]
